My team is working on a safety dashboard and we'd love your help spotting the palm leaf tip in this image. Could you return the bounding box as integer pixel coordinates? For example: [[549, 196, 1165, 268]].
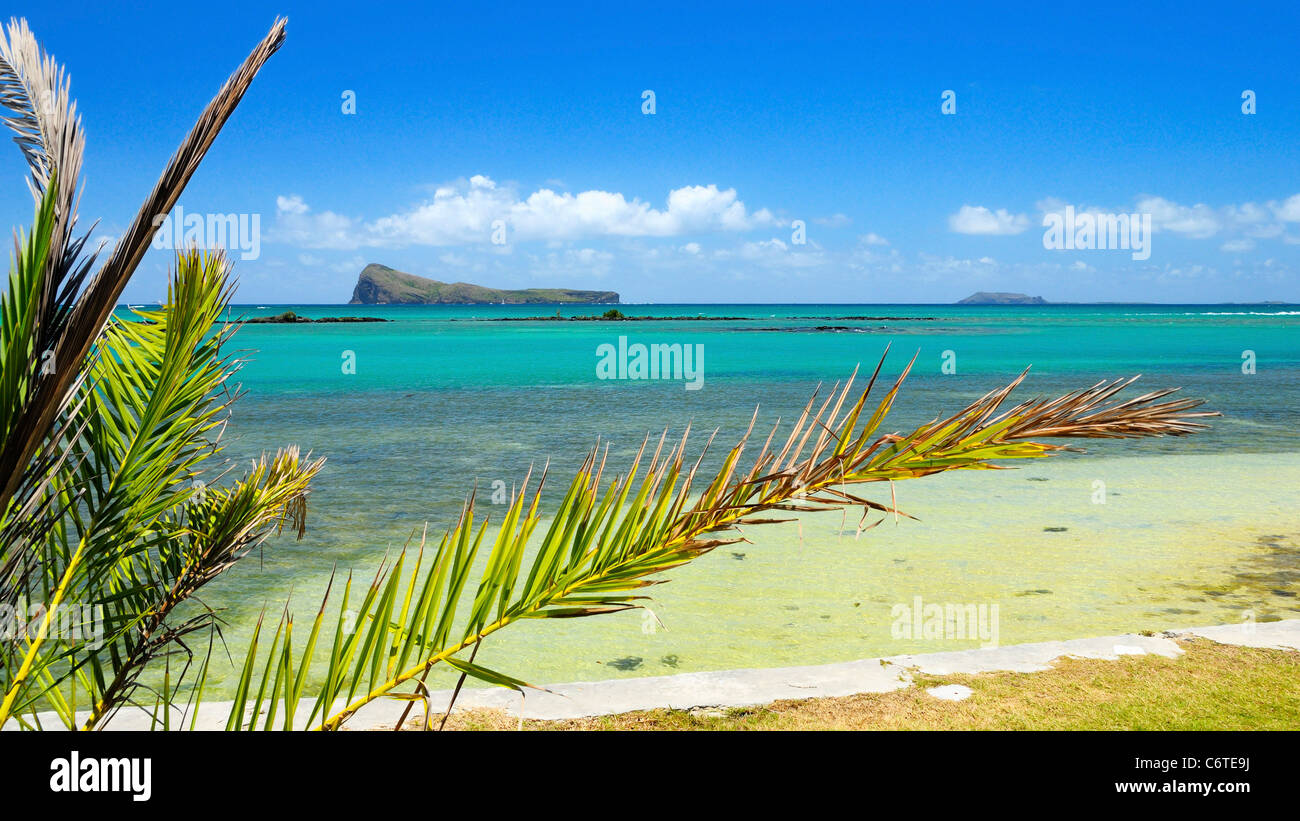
[[993, 378, 1219, 441]]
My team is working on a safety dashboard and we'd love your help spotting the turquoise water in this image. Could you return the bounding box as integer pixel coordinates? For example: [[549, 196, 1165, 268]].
[[132, 303, 1300, 692]]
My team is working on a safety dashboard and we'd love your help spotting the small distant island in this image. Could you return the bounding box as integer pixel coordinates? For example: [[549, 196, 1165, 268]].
[[349, 263, 620, 305], [957, 292, 1048, 305]]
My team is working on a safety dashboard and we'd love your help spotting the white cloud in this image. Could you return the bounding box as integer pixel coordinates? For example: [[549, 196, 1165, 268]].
[[276, 195, 310, 215], [948, 205, 1030, 235], [1135, 196, 1221, 238], [1273, 194, 1300, 222], [708, 237, 828, 270], [1032, 194, 1300, 248], [859, 232, 889, 246], [740, 238, 788, 256], [571, 247, 613, 266], [1227, 201, 1276, 235], [273, 196, 358, 249], [525, 246, 616, 278], [273, 176, 778, 250]]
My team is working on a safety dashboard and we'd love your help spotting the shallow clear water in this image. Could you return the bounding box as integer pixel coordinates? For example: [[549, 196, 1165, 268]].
[[131, 302, 1300, 693]]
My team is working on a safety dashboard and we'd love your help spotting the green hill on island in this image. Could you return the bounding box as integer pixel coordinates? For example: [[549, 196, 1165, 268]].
[[957, 291, 1048, 305], [348, 264, 620, 305]]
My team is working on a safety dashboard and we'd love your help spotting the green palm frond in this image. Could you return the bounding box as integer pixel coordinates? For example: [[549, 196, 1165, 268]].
[[0, 17, 286, 555], [0, 183, 59, 588], [215, 353, 1213, 731], [0, 17, 306, 730], [78, 446, 322, 730], [1, 248, 322, 727]]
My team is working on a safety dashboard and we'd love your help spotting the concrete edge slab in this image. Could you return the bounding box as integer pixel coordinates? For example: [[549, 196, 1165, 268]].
[[8, 619, 1298, 730]]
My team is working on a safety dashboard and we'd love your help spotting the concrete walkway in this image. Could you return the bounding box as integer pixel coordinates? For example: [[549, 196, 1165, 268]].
[[8, 619, 1298, 730]]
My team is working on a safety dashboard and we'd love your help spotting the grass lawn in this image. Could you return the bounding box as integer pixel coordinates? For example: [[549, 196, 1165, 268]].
[[430, 637, 1300, 731]]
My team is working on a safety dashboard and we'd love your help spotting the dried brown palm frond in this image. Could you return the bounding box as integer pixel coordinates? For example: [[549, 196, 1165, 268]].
[[0, 18, 93, 339], [0, 16, 287, 525], [0, 18, 98, 572]]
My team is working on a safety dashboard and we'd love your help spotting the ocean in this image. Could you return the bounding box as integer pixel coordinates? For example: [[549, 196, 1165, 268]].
[[138, 302, 1300, 693]]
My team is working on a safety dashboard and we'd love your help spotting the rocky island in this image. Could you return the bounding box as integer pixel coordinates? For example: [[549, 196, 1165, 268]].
[[957, 291, 1048, 305], [349, 263, 619, 305]]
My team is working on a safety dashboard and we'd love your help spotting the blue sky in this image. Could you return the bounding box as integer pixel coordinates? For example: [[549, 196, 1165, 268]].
[[7, 1, 1300, 303]]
